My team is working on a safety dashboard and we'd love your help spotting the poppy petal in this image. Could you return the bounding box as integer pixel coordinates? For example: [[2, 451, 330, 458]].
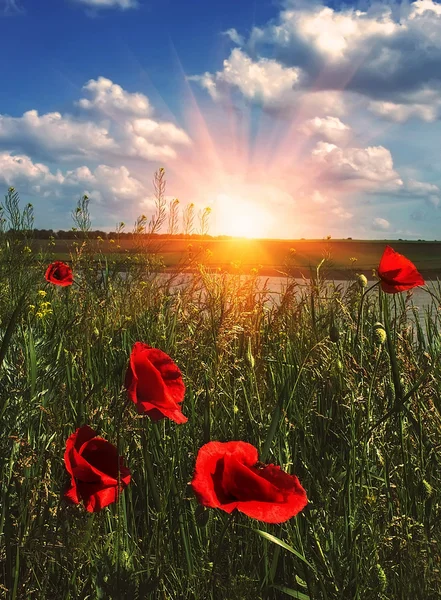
[[125, 342, 187, 424], [191, 441, 258, 508], [378, 246, 424, 293], [191, 441, 307, 523], [63, 426, 131, 512]]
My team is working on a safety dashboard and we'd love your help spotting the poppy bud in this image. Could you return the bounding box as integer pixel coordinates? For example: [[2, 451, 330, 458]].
[[245, 338, 255, 369], [373, 322, 386, 345], [357, 274, 368, 288], [335, 358, 344, 373]]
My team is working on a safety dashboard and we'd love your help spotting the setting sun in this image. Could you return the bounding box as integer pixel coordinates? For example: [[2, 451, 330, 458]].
[[214, 194, 271, 238]]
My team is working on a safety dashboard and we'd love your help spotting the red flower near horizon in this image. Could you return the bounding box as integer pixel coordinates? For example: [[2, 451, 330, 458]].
[[45, 261, 73, 287], [125, 342, 187, 424], [64, 425, 131, 513], [191, 441, 308, 523], [378, 246, 425, 294]]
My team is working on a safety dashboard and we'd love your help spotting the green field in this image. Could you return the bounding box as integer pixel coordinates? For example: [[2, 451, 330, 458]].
[[33, 237, 441, 277], [2, 191, 441, 599]]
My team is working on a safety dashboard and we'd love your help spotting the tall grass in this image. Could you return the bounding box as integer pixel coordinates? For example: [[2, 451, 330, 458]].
[[1, 188, 441, 599]]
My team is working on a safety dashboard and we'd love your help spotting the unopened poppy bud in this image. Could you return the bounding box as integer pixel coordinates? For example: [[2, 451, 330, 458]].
[[335, 358, 344, 373], [329, 324, 340, 343], [358, 274, 368, 288], [373, 322, 386, 345], [245, 338, 255, 369]]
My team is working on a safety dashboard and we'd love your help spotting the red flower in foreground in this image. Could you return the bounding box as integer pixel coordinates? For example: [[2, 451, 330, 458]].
[[378, 246, 425, 293], [45, 261, 73, 287], [64, 425, 131, 513], [191, 441, 307, 523], [125, 342, 187, 424]]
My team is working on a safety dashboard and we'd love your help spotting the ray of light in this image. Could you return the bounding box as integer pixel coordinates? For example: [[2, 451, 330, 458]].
[[265, 40, 382, 176]]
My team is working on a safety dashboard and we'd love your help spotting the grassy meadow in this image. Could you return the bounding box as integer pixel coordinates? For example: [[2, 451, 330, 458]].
[[1, 187, 441, 599], [31, 236, 441, 277]]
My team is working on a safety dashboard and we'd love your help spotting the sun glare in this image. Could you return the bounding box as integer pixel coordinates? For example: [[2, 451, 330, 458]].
[[214, 194, 270, 238]]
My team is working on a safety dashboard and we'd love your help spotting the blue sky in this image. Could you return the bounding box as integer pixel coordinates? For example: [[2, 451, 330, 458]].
[[1, 0, 441, 239]]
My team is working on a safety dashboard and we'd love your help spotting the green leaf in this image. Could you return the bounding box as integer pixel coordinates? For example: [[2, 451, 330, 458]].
[[272, 584, 311, 600], [256, 530, 316, 573]]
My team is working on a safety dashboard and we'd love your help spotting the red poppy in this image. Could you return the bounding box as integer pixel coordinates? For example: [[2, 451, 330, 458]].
[[378, 246, 425, 293], [125, 342, 187, 424], [45, 261, 73, 287], [191, 441, 307, 523], [64, 425, 131, 513]]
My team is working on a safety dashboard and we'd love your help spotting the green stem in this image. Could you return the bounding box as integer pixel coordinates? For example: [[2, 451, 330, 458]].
[[354, 281, 380, 349], [209, 510, 237, 593], [142, 424, 161, 513], [382, 290, 403, 404]]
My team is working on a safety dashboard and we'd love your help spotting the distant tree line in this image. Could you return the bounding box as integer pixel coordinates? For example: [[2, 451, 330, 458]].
[[2, 229, 235, 241]]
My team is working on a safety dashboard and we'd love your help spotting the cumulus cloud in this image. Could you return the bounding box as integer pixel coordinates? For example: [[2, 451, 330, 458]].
[[188, 48, 303, 110], [299, 116, 351, 143], [0, 151, 155, 222], [0, 110, 116, 161], [64, 164, 146, 203], [0, 78, 191, 163], [0, 152, 63, 195], [191, 0, 441, 122], [77, 77, 151, 118], [309, 141, 404, 189]]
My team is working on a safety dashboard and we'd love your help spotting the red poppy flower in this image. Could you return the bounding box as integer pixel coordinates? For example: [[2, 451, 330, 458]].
[[45, 261, 73, 287], [191, 441, 307, 523], [125, 342, 187, 424], [64, 425, 131, 513], [377, 246, 425, 293]]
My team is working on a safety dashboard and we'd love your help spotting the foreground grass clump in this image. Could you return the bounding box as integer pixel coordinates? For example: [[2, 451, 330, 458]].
[[1, 190, 441, 600]]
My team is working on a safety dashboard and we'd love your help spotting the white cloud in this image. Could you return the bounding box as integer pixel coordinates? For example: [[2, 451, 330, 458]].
[[72, 0, 138, 10], [0, 151, 154, 220], [367, 100, 439, 122], [64, 165, 144, 201], [372, 217, 391, 231], [299, 116, 351, 143], [77, 77, 151, 118], [223, 28, 245, 46], [0, 78, 191, 163], [188, 48, 302, 110], [0, 152, 63, 194], [0, 110, 116, 160], [192, 0, 441, 122], [405, 179, 440, 196], [289, 5, 397, 61], [310, 141, 403, 188]]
